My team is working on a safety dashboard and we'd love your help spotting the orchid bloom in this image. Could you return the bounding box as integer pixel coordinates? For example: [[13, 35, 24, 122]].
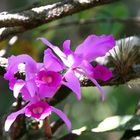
[[4, 99, 71, 131], [37, 35, 115, 100], [4, 50, 64, 99]]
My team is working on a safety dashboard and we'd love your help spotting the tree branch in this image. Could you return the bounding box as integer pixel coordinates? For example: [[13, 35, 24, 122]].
[[0, 57, 140, 89], [0, 0, 118, 27], [0, 0, 118, 41], [1, 17, 139, 42]]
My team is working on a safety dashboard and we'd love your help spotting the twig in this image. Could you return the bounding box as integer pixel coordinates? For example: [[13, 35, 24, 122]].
[[40, 17, 140, 32], [58, 133, 78, 140]]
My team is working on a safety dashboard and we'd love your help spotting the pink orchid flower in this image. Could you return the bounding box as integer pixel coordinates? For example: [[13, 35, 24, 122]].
[[4, 52, 64, 99], [4, 100, 71, 131], [37, 35, 115, 100]]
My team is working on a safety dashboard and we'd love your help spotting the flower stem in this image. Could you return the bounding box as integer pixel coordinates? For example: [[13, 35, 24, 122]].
[[44, 116, 52, 139]]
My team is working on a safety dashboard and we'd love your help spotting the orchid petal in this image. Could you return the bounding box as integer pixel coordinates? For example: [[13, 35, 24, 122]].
[[80, 60, 94, 75], [63, 40, 72, 55], [25, 79, 37, 97], [81, 61, 112, 81], [37, 38, 66, 58], [4, 56, 18, 80], [4, 54, 37, 81], [51, 106, 71, 130], [63, 40, 83, 68], [63, 70, 81, 100], [44, 49, 64, 71], [75, 35, 115, 62], [13, 80, 25, 98], [94, 65, 112, 81], [37, 63, 43, 71], [4, 105, 27, 131], [9, 79, 16, 90], [90, 78, 105, 101], [67, 53, 83, 68], [20, 86, 32, 101], [81, 62, 107, 100], [39, 85, 58, 98]]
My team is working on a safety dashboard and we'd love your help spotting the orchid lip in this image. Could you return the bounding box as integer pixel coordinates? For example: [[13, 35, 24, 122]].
[[42, 76, 53, 84], [32, 107, 44, 114], [35, 70, 62, 87]]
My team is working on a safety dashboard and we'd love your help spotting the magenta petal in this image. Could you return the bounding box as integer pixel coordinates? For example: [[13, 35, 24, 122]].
[[75, 35, 115, 62], [80, 60, 94, 75], [13, 80, 25, 98], [20, 86, 32, 101], [93, 65, 112, 81], [90, 78, 105, 101], [9, 79, 16, 90], [63, 40, 72, 55], [37, 38, 66, 58], [44, 49, 64, 71], [25, 79, 37, 97], [4, 105, 27, 131], [37, 37, 55, 49], [51, 106, 71, 130], [68, 53, 83, 68], [37, 63, 43, 70], [4, 54, 37, 81], [63, 70, 81, 100], [79, 62, 106, 100], [17, 55, 37, 80], [63, 40, 83, 68], [4, 56, 17, 80], [39, 85, 57, 98]]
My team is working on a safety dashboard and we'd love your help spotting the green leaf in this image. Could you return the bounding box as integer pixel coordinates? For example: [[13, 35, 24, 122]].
[[91, 115, 140, 132]]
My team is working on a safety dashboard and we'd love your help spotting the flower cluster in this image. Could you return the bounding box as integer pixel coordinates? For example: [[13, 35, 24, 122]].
[[4, 34, 115, 131]]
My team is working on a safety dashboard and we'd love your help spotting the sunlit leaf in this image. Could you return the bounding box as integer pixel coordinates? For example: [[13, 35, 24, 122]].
[[92, 115, 132, 132], [92, 115, 140, 132]]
